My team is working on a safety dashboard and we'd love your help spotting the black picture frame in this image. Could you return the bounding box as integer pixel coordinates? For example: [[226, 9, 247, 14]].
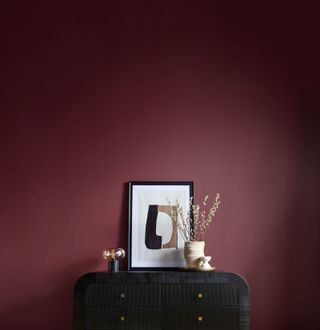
[[128, 181, 194, 271]]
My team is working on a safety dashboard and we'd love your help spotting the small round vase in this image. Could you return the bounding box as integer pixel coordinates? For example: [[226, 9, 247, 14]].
[[184, 241, 205, 269]]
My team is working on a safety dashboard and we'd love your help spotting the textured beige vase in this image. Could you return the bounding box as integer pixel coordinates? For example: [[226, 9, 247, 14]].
[[184, 241, 205, 269]]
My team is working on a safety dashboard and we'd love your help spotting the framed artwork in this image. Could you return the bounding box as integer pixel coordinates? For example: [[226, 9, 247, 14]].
[[128, 181, 194, 270]]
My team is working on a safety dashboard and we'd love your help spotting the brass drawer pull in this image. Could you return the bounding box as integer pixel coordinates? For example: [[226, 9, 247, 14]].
[[120, 316, 125, 322], [120, 293, 126, 298], [197, 293, 203, 298], [197, 316, 203, 322]]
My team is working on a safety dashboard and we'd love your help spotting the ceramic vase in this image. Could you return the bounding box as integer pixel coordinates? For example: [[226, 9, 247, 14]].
[[184, 241, 205, 269]]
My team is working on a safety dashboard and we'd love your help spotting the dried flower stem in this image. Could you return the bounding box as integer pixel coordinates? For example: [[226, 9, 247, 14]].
[[168, 194, 221, 242]]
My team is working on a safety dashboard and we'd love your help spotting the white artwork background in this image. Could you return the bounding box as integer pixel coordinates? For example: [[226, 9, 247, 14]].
[[131, 185, 190, 267]]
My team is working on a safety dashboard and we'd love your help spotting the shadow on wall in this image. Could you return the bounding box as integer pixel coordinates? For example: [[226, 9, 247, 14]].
[[0, 259, 99, 330], [242, 90, 320, 330], [276, 92, 320, 329]]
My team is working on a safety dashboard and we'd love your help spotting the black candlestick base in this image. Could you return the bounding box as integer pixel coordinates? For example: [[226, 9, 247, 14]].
[[108, 259, 119, 272]]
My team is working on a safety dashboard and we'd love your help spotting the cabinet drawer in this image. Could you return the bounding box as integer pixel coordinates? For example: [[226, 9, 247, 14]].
[[85, 284, 160, 306], [85, 307, 161, 330], [162, 307, 239, 330], [161, 284, 238, 307]]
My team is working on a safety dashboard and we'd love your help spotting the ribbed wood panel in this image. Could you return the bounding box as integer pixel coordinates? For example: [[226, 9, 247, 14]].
[[85, 307, 161, 330], [161, 283, 238, 307], [162, 307, 239, 330], [85, 284, 160, 306]]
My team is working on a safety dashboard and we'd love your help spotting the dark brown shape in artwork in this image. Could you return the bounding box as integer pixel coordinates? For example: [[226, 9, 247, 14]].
[[145, 205, 178, 250], [145, 205, 162, 249]]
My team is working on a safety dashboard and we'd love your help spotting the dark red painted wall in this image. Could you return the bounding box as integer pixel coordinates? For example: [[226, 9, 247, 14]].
[[1, 2, 319, 329]]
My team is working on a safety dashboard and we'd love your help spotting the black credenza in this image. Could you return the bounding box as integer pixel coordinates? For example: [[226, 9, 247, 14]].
[[74, 271, 250, 330]]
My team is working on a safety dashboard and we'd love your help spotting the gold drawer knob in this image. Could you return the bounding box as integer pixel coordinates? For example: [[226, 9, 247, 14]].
[[120, 293, 126, 298], [120, 316, 125, 322], [197, 293, 203, 299], [197, 316, 203, 322]]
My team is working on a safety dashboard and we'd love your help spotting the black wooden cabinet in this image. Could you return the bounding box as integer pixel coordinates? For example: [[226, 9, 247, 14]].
[[74, 272, 250, 330]]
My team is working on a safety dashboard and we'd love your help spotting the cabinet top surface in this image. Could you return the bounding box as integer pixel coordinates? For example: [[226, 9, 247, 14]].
[[74, 271, 249, 295]]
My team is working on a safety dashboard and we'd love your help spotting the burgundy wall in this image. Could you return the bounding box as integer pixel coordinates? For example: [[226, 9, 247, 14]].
[[1, 1, 319, 329]]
